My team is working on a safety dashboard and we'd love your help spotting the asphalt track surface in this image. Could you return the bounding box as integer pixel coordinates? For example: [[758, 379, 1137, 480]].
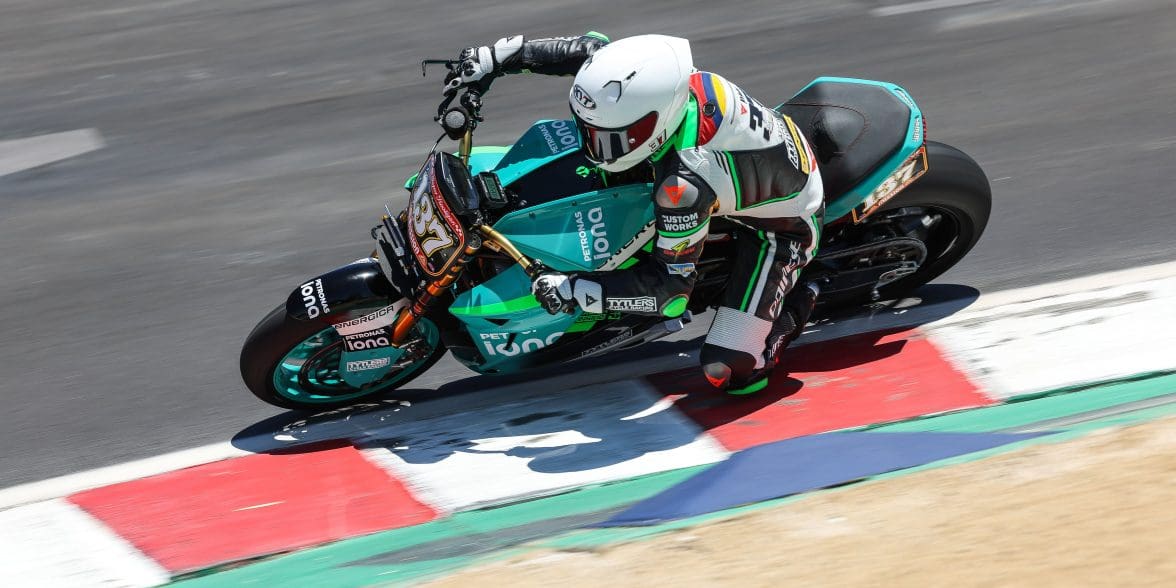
[[1, 0, 1174, 487]]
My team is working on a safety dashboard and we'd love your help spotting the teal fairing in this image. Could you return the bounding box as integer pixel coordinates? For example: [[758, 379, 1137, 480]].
[[409, 119, 657, 373], [448, 186, 653, 373]]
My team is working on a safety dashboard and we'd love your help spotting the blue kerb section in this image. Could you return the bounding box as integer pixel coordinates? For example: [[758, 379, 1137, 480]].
[[597, 431, 1046, 526], [786, 77, 925, 222]]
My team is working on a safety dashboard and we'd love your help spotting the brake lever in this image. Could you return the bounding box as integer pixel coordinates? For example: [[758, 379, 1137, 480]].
[[461, 88, 484, 122]]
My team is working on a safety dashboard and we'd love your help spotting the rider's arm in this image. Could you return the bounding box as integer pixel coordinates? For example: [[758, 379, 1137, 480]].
[[576, 157, 716, 318], [446, 33, 608, 95], [498, 32, 610, 76]]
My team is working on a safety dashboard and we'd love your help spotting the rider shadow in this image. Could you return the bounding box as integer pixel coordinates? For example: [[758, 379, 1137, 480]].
[[366, 394, 708, 475], [231, 283, 980, 473], [232, 381, 712, 477]]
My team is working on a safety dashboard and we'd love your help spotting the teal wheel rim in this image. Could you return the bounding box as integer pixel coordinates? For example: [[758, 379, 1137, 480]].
[[271, 319, 440, 405]]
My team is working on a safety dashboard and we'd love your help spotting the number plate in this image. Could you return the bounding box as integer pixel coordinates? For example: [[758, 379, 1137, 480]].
[[407, 156, 466, 277], [852, 146, 929, 224]]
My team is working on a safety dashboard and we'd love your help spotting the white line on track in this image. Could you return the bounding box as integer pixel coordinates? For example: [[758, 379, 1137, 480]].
[[872, 0, 994, 17], [0, 129, 105, 177]]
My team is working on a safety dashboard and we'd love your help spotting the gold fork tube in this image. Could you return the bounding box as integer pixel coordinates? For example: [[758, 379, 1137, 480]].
[[476, 225, 537, 277]]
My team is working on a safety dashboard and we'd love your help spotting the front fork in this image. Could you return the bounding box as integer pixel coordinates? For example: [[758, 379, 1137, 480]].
[[388, 225, 545, 345], [387, 115, 547, 346]]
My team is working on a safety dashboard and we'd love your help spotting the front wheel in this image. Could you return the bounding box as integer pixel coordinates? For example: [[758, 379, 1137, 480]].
[[240, 304, 446, 410]]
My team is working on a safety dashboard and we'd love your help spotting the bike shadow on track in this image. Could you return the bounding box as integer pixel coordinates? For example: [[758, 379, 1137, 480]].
[[231, 284, 979, 471]]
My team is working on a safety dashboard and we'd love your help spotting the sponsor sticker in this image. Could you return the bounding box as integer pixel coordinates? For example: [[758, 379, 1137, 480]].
[[666, 262, 696, 277], [575, 310, 622, 324], [572, 84, 597, 110], [662, 212, 700, 232], [894, 88, 918, 110], [580, 328, 633, 357], [606, 297, 657, 313], [574, 206, 610, 262], [345, 357, 391, 372], [646, 129, 668, 151], [783, 116, 809, 173], [333, 304, 401, 336], [538, 119, 579, 155], [781, 126, 800, 170], [299, 278, 331, 319], [343, 327, 392, 351], [478, 331, 562, 357]]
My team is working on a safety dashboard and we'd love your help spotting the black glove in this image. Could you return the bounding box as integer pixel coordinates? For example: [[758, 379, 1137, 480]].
[[442, 35, 523, 96]]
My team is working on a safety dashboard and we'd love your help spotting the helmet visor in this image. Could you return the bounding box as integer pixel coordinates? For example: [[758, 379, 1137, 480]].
[[575, 111, 659, 164]]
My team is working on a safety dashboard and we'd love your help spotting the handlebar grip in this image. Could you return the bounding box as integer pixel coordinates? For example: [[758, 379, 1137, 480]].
[[440, 106, 470, 140]]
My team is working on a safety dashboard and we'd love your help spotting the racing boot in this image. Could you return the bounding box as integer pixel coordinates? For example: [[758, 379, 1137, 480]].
[[702, 282, 820, 396], [701, 354, 774, 396], [700, 349, 752, 392]]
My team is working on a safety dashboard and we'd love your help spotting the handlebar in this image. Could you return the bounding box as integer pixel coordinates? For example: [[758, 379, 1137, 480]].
[[421, 58, 486, 141]]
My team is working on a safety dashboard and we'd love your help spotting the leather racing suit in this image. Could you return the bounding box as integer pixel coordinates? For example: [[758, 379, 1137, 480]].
[[496, 33, 825, 389]]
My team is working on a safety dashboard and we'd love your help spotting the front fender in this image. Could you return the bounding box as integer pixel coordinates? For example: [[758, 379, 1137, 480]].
[[285, 258, 401, 323]]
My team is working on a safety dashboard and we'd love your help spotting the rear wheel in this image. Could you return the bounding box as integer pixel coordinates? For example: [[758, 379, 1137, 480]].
[[240, 304, 446, 411], [865, 140, 991, 300]]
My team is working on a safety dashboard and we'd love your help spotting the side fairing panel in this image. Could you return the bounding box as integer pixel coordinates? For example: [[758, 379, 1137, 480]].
[[445, 121, 656, 373], [465, 146, 511, 175], [492, 119, 582, 185], [448, 264, 579, 373], [492, 185, 655, 272], [448, 184, 655, 373]]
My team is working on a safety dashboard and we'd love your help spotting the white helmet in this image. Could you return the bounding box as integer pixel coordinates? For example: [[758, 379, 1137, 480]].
[[569, 35, 694, 173]]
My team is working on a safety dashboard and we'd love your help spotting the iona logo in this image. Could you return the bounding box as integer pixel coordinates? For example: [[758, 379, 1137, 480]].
[[574, 206, 611, 262], [479, 332, 562, 357], [572, 85, 597, 110]]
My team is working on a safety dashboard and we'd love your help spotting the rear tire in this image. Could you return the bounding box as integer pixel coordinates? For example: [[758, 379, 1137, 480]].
[[872, 140, 991, 299], [240, 304, 446, 411]]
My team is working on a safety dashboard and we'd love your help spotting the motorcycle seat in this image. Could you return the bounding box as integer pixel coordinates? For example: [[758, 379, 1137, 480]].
[[776, 81, 912, 200]]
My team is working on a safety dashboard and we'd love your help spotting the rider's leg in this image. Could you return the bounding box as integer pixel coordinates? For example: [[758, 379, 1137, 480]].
[[700, 216, 820, 394]]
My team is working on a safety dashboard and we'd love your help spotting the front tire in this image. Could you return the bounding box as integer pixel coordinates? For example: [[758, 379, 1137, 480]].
[[240, 304, 446, 410]]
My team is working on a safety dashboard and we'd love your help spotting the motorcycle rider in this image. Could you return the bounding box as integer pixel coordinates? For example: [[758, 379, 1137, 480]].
[[443, 33, 823, 395]]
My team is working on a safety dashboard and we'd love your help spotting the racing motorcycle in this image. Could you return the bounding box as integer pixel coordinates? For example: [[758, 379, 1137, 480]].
[[241, 63, 991, 410]]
